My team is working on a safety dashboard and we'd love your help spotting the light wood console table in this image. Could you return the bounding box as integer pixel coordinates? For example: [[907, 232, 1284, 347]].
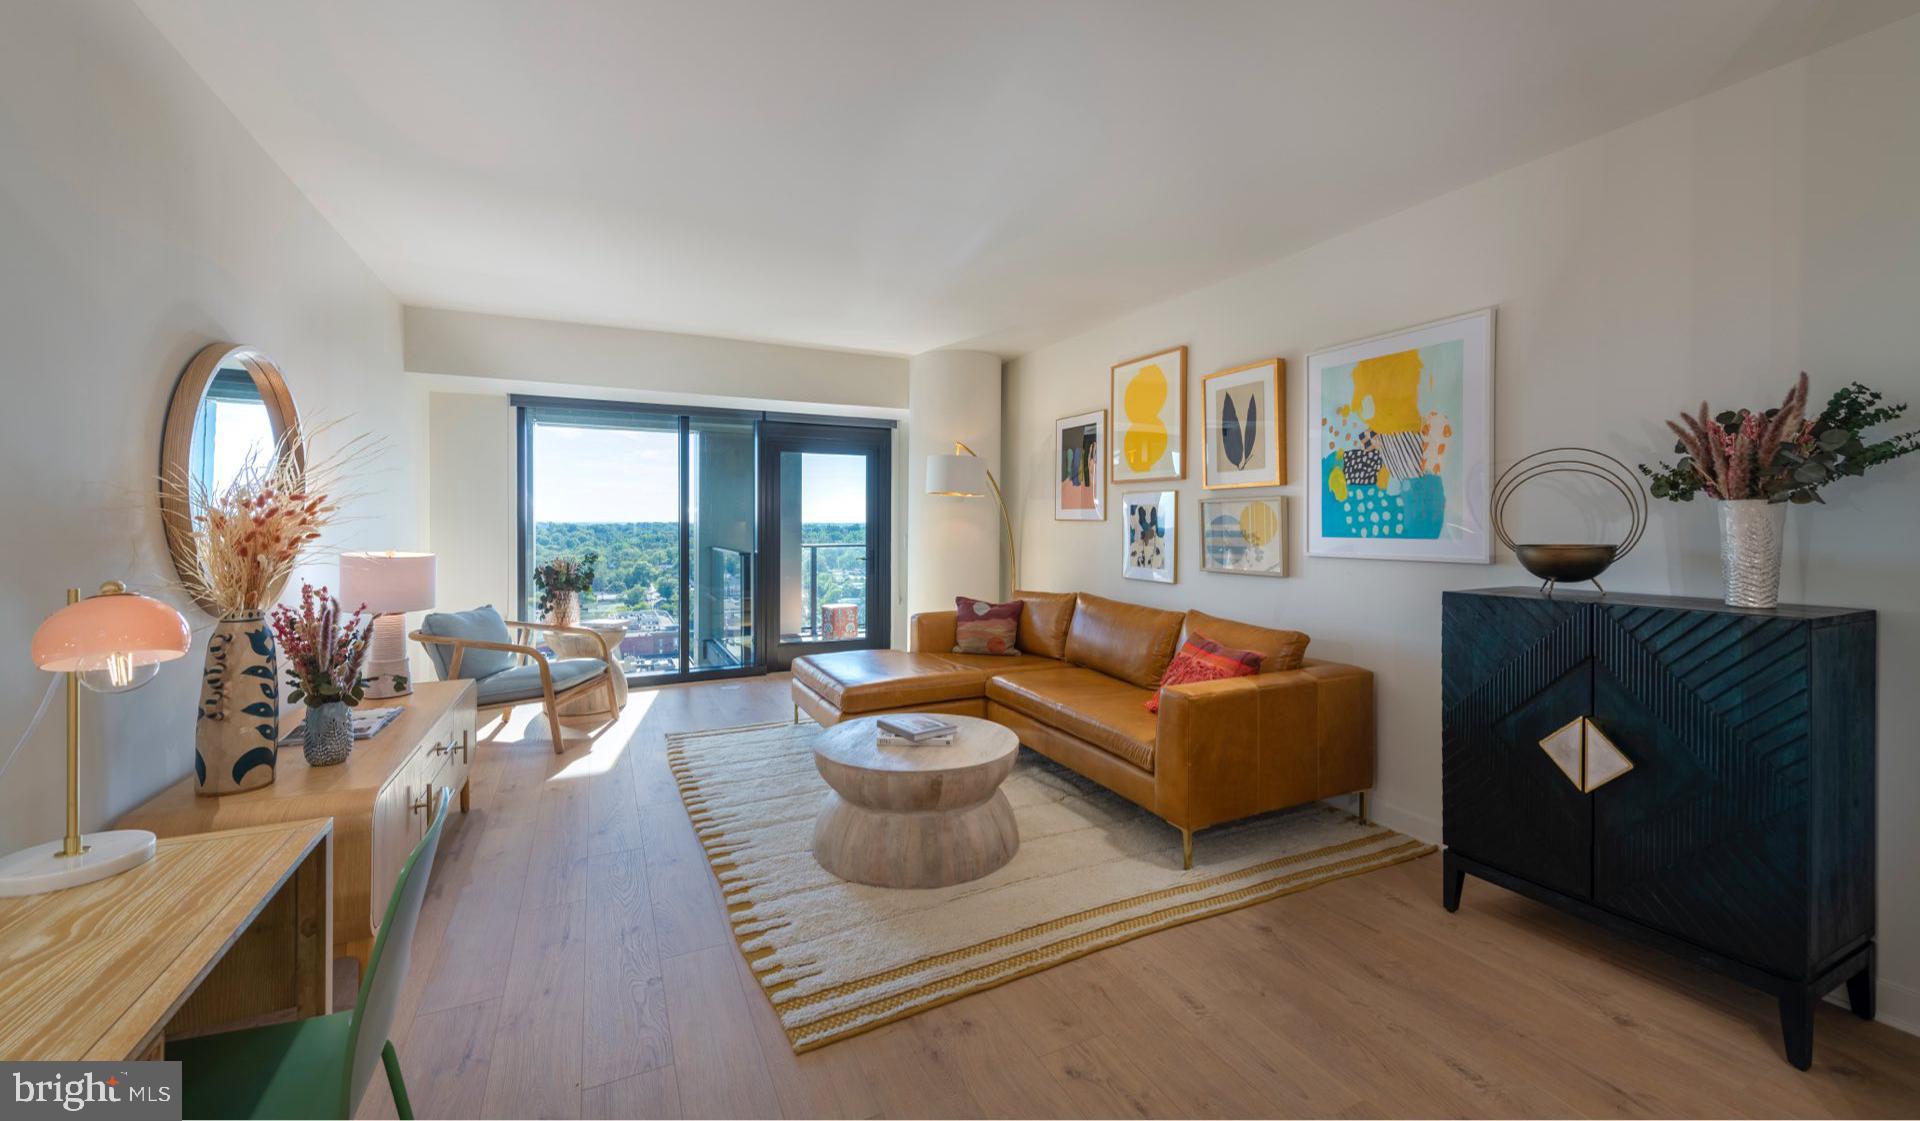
[[118, 680, 476, 968]]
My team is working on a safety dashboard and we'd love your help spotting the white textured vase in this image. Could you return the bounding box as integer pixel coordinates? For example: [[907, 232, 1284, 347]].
[[1717, 499, 1787, 609]]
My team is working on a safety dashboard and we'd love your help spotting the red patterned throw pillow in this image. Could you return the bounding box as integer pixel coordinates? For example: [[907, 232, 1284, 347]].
[[953, 596, 1024, 655], [1145, 633, 1264, 713]]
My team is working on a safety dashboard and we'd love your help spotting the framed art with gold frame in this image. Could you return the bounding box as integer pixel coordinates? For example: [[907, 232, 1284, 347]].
[[1202, 359, 1285, 489], [1199, 495, 1286, 576], [1110, 346, 1186, 483]]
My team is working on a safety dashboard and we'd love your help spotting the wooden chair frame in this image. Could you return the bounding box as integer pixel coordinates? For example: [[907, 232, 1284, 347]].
[[410, 620, 620, 754]]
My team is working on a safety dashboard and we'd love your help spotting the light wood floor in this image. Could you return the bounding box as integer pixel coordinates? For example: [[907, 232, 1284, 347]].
[[352, 673, 1920, 1119]]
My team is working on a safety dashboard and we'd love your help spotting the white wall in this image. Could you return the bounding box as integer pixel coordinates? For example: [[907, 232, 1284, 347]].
[[1006, 16, 1920, 1027], [0, 0, 425, 850], [906, 351, 1006, 612], [407, 306, 908, 410]]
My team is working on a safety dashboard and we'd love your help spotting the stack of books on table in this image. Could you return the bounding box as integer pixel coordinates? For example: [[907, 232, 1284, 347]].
[[876, 714, 958, 746]]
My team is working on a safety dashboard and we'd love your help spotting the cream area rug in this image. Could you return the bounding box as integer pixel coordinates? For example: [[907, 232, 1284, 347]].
[[667, 720, 1433, 1052]]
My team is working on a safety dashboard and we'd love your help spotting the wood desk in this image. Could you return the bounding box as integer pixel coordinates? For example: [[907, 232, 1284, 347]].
[[0, 819, 331, 1060], [118, 680, 476, 968]]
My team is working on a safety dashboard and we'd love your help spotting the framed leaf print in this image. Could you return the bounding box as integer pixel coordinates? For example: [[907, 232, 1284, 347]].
[[1306, 307, 1494, 563], [1202, 359, 1285, 489], [1111, 346, 1186, 483], [1200, 495, 1286, 576], [1055, 410, 1105, 521], [1121, 489, 1177, 583]]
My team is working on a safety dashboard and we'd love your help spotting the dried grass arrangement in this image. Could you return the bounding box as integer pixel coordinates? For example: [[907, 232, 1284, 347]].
[[172, 423, 379, 618]]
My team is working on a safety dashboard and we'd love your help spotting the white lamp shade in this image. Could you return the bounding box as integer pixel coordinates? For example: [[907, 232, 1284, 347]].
[[340, 551, 437, 614], [927, 453, 988, 497]]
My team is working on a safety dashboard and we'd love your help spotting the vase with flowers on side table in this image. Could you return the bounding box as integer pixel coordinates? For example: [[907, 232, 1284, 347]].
[[1641, 372, 1920, 608]]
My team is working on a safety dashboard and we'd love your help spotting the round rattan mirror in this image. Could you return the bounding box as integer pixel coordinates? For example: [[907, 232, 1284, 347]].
[[160, 343, 304, 615]]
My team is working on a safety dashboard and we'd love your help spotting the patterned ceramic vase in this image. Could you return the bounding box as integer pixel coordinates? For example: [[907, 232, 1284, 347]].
[[195, 614, 279, 795], [302, 701, 354, 767], [1718, 499, 1787, 609]]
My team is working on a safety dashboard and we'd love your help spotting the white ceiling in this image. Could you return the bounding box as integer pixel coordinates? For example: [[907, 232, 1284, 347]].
[[137, 0, 1918, 358]]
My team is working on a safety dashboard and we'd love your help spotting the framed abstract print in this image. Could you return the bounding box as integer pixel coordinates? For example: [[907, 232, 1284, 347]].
[[1121, 489, 1177, 583], [1055, 409, 1106, 521], [1111, 346, 1186, 483], [1202, 358, 1285, 489], [1307, 308, 1494, 563], [1200, 495, 1286, 576]]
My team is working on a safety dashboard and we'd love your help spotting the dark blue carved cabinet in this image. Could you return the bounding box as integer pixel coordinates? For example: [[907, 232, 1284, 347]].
[[1441, 588, 1876, 1069]]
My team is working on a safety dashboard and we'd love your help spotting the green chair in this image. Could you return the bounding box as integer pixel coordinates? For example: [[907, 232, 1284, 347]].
[[167, 787, 454, 1119]]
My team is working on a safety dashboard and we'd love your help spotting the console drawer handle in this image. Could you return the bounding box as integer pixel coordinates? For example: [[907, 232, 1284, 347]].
[[1538, 716, 1634, 793], [411, 782, 436, 817]]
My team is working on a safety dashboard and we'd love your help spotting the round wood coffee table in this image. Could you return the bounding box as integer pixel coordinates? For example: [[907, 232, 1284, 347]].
[[810, 715, 1020, 889]]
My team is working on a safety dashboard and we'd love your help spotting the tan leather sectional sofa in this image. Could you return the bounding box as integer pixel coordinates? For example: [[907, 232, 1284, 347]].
[[790, 591, 1375, 867]]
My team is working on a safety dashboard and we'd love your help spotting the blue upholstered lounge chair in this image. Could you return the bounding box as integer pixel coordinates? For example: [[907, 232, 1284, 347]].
[[410, 605, 619, 753]]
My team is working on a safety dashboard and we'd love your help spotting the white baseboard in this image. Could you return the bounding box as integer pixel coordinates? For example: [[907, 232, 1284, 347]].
[[1342, 792, 1440, 844], [1825, 974, 1920, 1039]]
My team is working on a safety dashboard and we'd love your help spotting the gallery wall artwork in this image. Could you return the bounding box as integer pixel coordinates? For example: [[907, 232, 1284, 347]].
[[1121, 489, 1177, 583], [1202, 358, 1285, 489], [1306, 308, 1493, 563], [1055, 410, 1106, 521], [1111, 346, 1186, 483], [1200, 495, 1286, 576]]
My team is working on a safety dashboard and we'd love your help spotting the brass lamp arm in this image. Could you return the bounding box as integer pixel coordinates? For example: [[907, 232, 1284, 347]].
[[952, 441, 1019, 593]]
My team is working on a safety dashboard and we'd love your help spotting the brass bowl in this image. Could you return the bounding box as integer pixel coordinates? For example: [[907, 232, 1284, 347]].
[[1513, 543, 1618, 584]]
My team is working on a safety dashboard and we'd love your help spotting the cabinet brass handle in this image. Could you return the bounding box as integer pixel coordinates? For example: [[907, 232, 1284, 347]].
[[1538, 716, 1634, 793], [453, 734, 469, 764], [411, 783, 436, 817]]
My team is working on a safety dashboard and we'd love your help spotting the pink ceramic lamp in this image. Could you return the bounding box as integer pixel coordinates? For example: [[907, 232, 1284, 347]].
[[0, 582, 191, 896]]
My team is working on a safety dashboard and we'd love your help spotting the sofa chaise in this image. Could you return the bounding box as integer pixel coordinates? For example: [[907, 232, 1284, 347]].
[[790, 591, 1374, 867]]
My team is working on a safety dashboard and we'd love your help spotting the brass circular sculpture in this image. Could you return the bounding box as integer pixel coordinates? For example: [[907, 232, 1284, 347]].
[[1491, 447, 1647, 596]]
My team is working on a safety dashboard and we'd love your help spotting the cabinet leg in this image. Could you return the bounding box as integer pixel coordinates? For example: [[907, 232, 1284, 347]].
[[1778, 989, 1815, 1071], [460, 779, 471, 814], [1847, 945, 1876, 1021], [1442, 850, 1465, 912]]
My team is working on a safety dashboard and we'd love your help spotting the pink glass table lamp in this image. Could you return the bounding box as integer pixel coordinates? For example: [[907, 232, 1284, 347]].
[[0, 582, 191, 896]]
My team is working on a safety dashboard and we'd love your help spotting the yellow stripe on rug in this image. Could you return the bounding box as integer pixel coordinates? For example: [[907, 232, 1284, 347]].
[[665, 720, 1433, 1052]]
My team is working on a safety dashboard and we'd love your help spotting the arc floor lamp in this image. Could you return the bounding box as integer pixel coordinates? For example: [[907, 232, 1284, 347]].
[[926, 441, 1017, 592]]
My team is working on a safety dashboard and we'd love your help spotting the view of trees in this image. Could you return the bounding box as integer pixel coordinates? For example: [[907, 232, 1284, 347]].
[[532, 521, 867, 630]]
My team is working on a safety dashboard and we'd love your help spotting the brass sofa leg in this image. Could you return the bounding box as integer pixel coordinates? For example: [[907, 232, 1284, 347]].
[[1357, 790, 1370, 825], [1181, 826, 1193, 871]]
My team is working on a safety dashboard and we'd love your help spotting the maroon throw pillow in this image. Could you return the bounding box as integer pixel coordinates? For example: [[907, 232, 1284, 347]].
[[953, 596, 1024, 655], [1145, 633, 1264, 713]]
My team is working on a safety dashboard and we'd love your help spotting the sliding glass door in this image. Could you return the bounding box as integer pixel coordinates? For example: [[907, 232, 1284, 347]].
[[759, 421, 891, 670], [518, 400, 889, 681], [520, 401, 760, 683]]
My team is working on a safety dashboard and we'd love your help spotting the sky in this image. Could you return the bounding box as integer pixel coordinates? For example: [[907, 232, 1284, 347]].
[[209, 399, 274, 494], [530, 423, 867, 524]]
